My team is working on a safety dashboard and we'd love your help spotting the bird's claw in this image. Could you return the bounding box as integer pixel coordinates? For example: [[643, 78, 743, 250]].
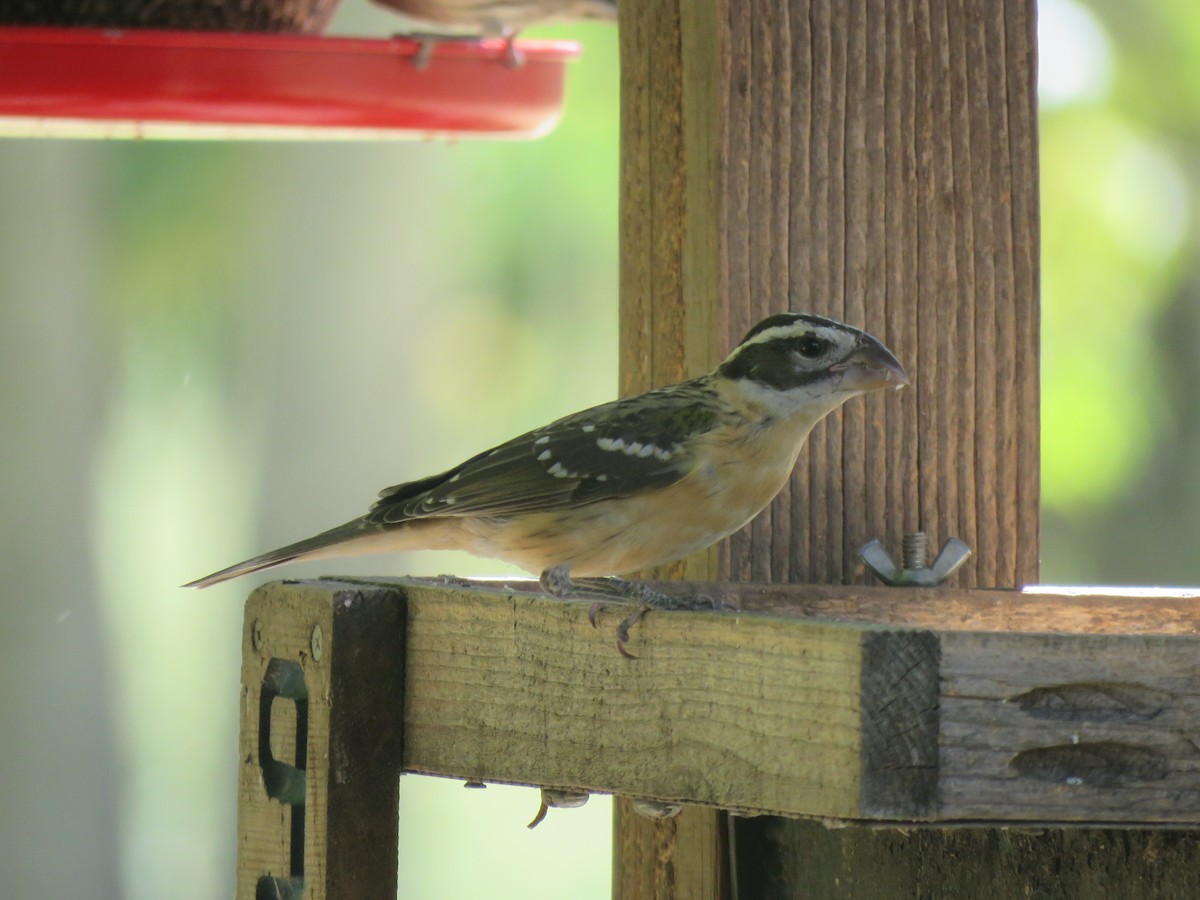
[[527, 800, 550, 829], [612, 591, 723, 658], [501, 34, 524, 69], [615, 606, 650, 658], [543, 567, 723, 658], [528, 788, 589, 828]]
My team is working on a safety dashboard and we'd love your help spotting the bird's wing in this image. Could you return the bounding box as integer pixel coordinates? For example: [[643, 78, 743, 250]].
[[367, 381, 721, 524]]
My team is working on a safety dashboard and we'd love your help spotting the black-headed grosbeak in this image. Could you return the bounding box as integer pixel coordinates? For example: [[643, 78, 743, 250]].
[[188, 312, 907, 653]]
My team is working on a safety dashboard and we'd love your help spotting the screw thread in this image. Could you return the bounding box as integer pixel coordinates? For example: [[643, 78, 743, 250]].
[[902, 532, 928, 569]]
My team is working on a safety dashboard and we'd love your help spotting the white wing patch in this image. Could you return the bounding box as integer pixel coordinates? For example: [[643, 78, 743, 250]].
[[597, 436, 674, 461], [547, 461, 582, 479]]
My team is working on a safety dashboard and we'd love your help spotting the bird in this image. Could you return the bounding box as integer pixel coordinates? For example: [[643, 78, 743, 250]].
[[374, 0, 618, 67], [186, 312, 908, 655]]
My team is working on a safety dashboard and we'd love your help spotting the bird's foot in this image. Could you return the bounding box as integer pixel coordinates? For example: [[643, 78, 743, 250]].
[[500, 33, 524, 69], [397, 30, 522, 70], [527, 787, 589, 829], [540, 566, 721, 658]]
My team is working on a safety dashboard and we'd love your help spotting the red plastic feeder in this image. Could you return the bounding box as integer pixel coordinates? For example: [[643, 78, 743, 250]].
[[0, 27, 580, 139]]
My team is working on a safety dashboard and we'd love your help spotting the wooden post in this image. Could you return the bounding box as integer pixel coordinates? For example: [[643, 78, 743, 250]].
[[236, 581, 405, 899], [618, 0, 1040, 895]]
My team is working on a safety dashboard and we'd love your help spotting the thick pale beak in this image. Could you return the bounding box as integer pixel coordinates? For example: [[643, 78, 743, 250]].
[[831, 334, 910, 392]]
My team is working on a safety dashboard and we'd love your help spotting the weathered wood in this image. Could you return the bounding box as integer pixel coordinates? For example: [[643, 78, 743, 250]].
[[618, 0, 729, 889], [619, 0, 1039, 886], [670, 0, 1041, 890], [717, 583, 1200, 635], [737, 820, 1200, 900], [236, 581, 404, 900], [234, 575, 1200, 894], [613, 801, 727, 900], [265, 576, 1200, 828], [400, 578, 865, 818]]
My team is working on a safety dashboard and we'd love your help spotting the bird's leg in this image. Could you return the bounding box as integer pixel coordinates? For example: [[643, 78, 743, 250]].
[[401, 31, 450, 70], [401, 31, 519, 70], [500, 31, 524, 69], [539, 565, 721, 658], [477, 16, 524, 68]]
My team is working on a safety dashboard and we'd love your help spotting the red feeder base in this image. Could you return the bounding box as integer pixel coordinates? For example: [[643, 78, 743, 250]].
[[0, 27, 580, 140]]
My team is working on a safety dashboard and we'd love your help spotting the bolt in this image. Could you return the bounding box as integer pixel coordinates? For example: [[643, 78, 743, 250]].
[[860, 533, 972, 587], [310, 625, 324, 661], [902, 532, 929, 569]]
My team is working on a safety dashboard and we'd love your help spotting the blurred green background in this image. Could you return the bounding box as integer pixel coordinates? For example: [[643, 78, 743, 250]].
[[1, 1, 1198, 897]]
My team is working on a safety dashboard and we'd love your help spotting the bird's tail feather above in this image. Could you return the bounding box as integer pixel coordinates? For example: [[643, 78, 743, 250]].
[[183, 519, 372, 589]]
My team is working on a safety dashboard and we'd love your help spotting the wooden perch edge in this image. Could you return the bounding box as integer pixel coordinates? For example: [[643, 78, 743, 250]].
[[240, 576, 1200, 851]]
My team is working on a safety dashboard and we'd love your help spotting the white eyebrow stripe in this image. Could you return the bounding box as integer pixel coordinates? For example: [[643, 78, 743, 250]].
[[739, 324, 803, 347], [733, 322, 847, 352]]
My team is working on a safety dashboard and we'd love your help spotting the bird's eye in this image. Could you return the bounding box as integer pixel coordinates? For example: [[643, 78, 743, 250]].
[[796, 335, 829, 358]]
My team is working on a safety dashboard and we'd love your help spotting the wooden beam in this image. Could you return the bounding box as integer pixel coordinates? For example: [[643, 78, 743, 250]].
[[733, 821, 1200, 899], [235, 581, 405, 899], [242, 577, 1200, 828]]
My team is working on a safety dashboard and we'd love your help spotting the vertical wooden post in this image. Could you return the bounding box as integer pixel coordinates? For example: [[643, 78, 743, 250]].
[[617, 1, 731, 895], [618, 0, 1039, 895], [236, 581, 405, 899]]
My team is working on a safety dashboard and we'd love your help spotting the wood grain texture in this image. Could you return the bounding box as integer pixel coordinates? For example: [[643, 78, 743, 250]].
[[619, 0, 727, 891], [622, 0, 1042, 892], [236, 581, 404, 900], [738, 820, 1200, 900], [397, 579, 866, 819], [637, 0, 1040, 589], [618, 0, 1038, 601], [938, 631, 1200, 822], [859, 629, 939, 818], [295, 575, 1200, 829], [613, 801, 727, 900]]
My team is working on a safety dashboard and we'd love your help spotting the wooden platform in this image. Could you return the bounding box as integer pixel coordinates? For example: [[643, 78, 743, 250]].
[[236, 574, 1200, 897]]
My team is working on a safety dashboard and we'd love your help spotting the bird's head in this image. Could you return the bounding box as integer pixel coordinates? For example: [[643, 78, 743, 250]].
[[716, 312, 909, 415]]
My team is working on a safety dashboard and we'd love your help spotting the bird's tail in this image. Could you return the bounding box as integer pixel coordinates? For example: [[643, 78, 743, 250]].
[[183, 519, 374, 589]]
